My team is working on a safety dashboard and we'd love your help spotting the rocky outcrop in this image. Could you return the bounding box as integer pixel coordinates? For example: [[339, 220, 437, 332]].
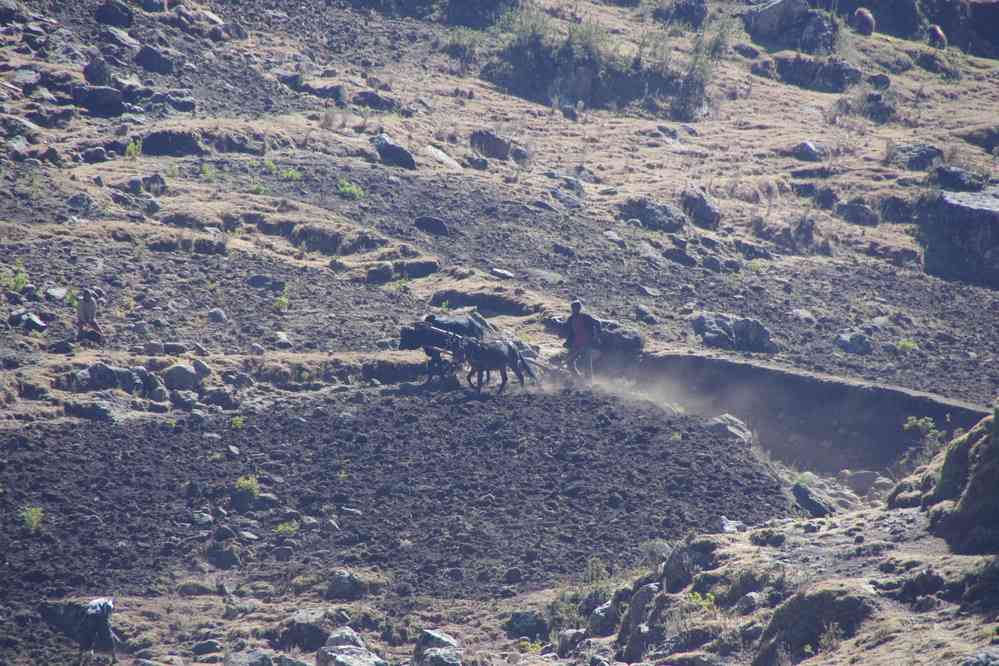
[[742, 0, 840, 54], [690, 312, 779, 353], [917, 187, 999, 289]]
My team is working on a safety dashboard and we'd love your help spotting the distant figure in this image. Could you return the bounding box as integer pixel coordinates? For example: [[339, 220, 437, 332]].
[[853, 8, 875, 36], [562, 299, 601, 381], [77, 289, 104, 343], [927, 24, 947, 49], [77, 597, 117, 665]]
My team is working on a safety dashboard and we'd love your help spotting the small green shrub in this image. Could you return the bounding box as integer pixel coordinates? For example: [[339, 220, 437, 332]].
[[337, 178, 365, 200], [688, 590, 717, 612], [200, 164, 217, 182], [281, 168, 303, 182], [124, 139, 142, 160], [273, 293, 290, 312], [263, 159, 278, 175], [446, 27, 485, 70], [20, 506, 44, 532], [897, 338, 919, 353], [249, 180, 269, 195], [640, 538, 675, 566], [230, 416, 245, 430], [274, 520, 300, 536], [65, 289, 80, 309], [235, 475, 260, 498], [584, 556, 609, 585], [2, 259, 29, 293]]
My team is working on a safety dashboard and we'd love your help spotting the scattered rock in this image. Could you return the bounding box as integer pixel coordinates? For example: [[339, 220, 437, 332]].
[[326, 569, 370, 600], [790, 141, 828, 162], [771, 54, 862, 92], [917, 187, 999, 289], [77, 86, 124, 117], [691, 311, 779, 353], [135, 45, 178, 74], [280, 609, 331, 652], [934, 165, 986, 192], [327, 627, 365, 649], [835, 329, 873, 355], [836, 469, 881, 495], [836, 199, 879, 226], [618, 197, 687, 232], [469, 129, 513, 160], [162, 363, 201, 391], [95, 0, 132, 28], [888, 143, 943, 171], [224, 650, 274, 666], [504, 610, 548, 641], [142, 129, 205, 156], [681, 188, 721, 229], [706, 414, 754, 446], [588, 601, 619, 637], [414, 630, 460, 665], [372, 134, 416, 169], [317, 646, 387, 666], [792, 482, 834, 517], [415, 216, 449, 236], [352, 90, 399, 112]]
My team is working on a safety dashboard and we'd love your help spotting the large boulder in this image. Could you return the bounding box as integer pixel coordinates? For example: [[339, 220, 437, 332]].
[[742, 0, 839, 54], [618, 197, 687, 232], [317, 646, 387, 666], [372, 134, 416, 170], [503, 610, 548, 640], [690, 311, 779, 353], [445, 0, 519, 27], [469, 129, 513, 160], [792, 482, 834, 517], [278, 609, 331, 652], [772, 54, 862, 92], [414, 630, 459, 664], [77, 85, 124, 117], [95, 0, 133, 27], [917, 187, 999, 289], [889, 413, 998, 553], [753, 581, 877, 665], [135, 45, 178, 74], [680, 188, 721, 229], [162, 363, 201, 391], [142, 129, 205, 156], [588, 601, 619, 637]]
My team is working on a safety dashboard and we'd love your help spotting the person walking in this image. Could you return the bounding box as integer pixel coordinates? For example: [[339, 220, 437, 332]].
[[562, 299, 601, 381]]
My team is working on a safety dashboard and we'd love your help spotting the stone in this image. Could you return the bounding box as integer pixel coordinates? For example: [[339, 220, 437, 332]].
[[192, 359, 213, 378], [587, 601, 619, 637], [557, 629, 586, 658], [142, 129, 205, 156], [691, 311, 779, 353], [281, 609, 331, 652], [504, 610, 548, 641], [78, 86, 123, 117], [773, 54, 862, 92], [95, 0, 133, 28], [737, 592, 766, 615], [935, 165, 986, 192], [618, 197, 687, 232], [962, 648, 999, 666], [224, 650, 274, 666], [742, 0, 810, 42], [208, 308, 227, 323], [793, 482, 834, 517], [162, 363, 201, 390], [193, 639, 223, 655], [681, 188, 721, 229], [888, 143, 943, 171], [790, 141, 827, 162], [836, 330, 872, 355], [490, 268, 515, 280], [135, 45, 177, 74], [836, 469, 881, 495], [469, 129, 513, 160], [326, 569, 368, 600], [352, 90, 399, 112], [415, 630, 459, 663], [711, 515, 747, 533], [316, 646, 387, 666], [918, 187, 999, 289], [420, 648, 462, 666], [144, 341, 165, 355], [164, 341, 188, 354], [102, 26, 140, 49], [326, 627, 365, 649], [365, 262, 395, 284], [836, 199, 879, 226], [415, 216, 449, 236], [706, 414, 753, 446], [424, 145, 462, 170], [372, 134, 416, 169]]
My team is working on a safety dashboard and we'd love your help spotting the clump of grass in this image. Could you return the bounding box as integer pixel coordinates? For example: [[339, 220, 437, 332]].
[[336, 178, 365, 200], [64, 289, 79, 310], [446, 26, 485, 71], [124, 139, 142, 160], [2, 260, 29, 293], [230, 415, 246, 430], [249, 180, 269, 196], [274, 520, 300, 536], [640, 539, 675, 567], [281, 168, 303, 182], [897, 338, 919, 353], [20, 506, 45, 532], [263, 159, 279, 175], [235, 475, 260, 498], [200, 163, 217, 182], [895, 415, 946, 476], [672, 18, 732, 121], [273, 292, 290, 313]]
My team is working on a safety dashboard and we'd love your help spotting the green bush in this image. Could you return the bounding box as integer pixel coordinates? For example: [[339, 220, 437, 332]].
[[274, 520, 300, 536], [20, 506, 44, 532], [235, 475, 260, 498], [337, 178, 365, 200]]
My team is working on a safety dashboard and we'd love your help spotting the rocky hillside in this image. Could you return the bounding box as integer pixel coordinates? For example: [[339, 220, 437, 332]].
[[2, 0, 999, 664]]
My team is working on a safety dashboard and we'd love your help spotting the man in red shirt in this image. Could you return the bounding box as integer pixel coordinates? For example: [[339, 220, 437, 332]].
[[563, 300, 601, 380]]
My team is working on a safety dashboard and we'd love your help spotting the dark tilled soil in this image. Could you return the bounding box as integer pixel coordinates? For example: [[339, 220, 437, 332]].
[[0, 389, 790, 660]]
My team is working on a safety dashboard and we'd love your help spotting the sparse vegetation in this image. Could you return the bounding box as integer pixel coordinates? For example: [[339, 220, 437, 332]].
[[230, 415, 246, 430], [337, 178, 365, 200], [897, 415, 946, 476], [200, 163, 217, 182], [897, 338, 919, 353], [263, 159, 279, 175], [20, 506, 44, 532], [273, 291, 290, 312], [234, 475, 260, 498], [446, 27, 485, 71], [124, 139, 142, 160], [274, 520, 300, 536], [1, 260, 29, 293], [281, 168, 303, 182]]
